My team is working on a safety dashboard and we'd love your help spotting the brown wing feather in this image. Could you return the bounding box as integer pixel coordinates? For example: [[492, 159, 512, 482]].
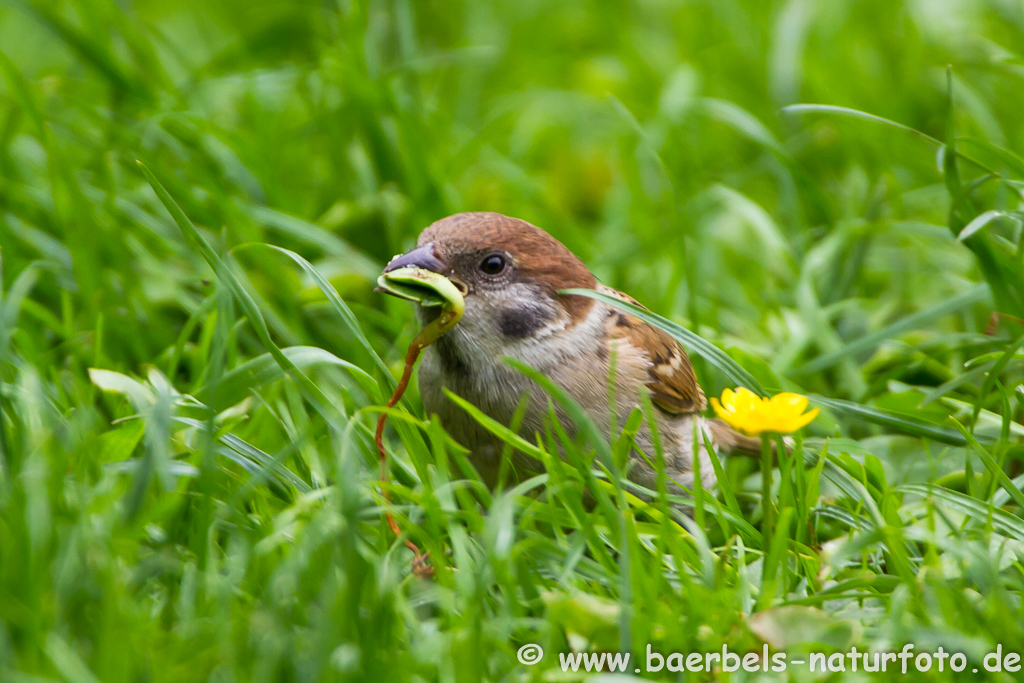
[[601, 287, 706, 415]]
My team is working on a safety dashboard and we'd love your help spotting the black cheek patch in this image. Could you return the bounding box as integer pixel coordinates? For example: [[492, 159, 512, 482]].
[[499, 305, 552, 339]]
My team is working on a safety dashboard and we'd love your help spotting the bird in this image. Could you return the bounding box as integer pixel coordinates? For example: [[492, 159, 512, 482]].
[[380, 212, 759, 499]]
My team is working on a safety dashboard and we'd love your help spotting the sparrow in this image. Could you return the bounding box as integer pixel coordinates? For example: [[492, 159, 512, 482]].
[[381, 212, 758, 498]]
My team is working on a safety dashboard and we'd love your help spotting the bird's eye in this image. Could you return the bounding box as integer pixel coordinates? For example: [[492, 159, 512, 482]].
[[479, 253, 507, 276]]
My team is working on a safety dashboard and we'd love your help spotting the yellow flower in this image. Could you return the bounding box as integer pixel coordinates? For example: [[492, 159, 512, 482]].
[[710, 387, 819, 436]]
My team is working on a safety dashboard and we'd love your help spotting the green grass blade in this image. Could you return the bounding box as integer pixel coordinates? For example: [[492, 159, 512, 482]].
[[196, 346, 377, 410], [950, 418, 1024, 510], [138, 161, 337, 421], [793, 284, 988, 375], [809, 395, 976, 446], [240, 243, 393, 383], [957, 211, 1020, 242]]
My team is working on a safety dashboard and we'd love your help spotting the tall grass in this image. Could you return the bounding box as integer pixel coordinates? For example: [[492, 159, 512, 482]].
[[1, 0, 1024, 680]]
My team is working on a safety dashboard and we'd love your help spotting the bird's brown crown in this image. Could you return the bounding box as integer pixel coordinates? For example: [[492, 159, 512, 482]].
[[418, 212, 597, 319]]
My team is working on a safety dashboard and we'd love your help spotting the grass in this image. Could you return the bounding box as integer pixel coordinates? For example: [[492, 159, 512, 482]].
[[2, 0, 1024, 680]]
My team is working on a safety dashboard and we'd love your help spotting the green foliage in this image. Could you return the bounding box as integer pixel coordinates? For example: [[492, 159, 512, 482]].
[[1, 0, 1024, 680]]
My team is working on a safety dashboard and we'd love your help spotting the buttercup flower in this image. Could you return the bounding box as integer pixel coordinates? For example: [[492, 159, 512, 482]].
[[710, 387, 819, 436]]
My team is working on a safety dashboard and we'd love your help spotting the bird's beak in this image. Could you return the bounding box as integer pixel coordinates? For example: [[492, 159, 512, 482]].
[[382, 242, 447, 275], [376, 242, 465, 309]]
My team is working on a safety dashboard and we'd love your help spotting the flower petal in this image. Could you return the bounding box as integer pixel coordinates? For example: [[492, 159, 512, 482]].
[[710, 397, 726, 417], [719, 388, 737, 409], [714, 388, 820, 435], [733, 387, 759, 403], [785, 407, 819, 432], [770, 392, 808, 412]]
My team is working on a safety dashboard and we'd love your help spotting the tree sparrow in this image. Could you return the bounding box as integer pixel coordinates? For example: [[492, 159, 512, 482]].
[[381, 212, 757, 497]]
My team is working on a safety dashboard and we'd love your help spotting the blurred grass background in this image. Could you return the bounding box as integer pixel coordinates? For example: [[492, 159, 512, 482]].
[[2, 0, 1024, 680]]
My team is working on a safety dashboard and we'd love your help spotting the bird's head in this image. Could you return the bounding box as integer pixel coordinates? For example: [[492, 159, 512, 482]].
[[380, 213, 597, 347]]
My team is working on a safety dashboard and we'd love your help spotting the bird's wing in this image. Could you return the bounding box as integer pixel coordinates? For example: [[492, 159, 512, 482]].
[[600, 286, 706, 415]]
